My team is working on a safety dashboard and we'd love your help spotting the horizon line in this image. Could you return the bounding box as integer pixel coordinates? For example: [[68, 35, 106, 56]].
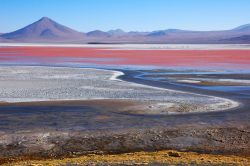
[[1, 16, 250, 34]]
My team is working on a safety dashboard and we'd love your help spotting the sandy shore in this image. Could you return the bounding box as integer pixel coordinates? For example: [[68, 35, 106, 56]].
[[0, 66, 238, 114]]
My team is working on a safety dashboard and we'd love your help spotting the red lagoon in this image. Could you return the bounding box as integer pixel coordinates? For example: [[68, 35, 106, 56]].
[[0, 47, 250, 70]]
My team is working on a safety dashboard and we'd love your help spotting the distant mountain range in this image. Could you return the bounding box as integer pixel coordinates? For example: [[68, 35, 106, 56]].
[[1, 17, 250, 44]]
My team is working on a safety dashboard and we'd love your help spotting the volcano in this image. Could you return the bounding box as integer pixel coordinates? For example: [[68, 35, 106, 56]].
[[1, 17, 85, 42]]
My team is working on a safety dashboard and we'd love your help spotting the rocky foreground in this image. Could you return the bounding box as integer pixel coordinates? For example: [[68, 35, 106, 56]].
[[0, 126, 250, 165]]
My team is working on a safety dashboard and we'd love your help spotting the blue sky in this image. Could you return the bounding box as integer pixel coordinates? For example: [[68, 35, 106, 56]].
[[1, 0, 250, 33]]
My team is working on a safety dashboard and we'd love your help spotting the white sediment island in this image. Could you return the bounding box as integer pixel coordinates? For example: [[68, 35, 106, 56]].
[[0, 66, 239, 114]]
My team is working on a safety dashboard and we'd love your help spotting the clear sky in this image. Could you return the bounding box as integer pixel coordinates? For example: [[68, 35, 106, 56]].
[[1, 0, 250, 33]]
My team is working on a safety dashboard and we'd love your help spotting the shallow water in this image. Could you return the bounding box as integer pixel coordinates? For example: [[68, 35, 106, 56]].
[[135, 70, 250, 96], [0, 101, 249, 133], [0, 47, 250, 134], [201, 86, 250, 96], [0, 69, 249, 134]]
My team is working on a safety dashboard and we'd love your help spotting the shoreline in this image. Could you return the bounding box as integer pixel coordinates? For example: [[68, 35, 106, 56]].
[[1, 43, 250, 50], [0, 66, 239, 114]]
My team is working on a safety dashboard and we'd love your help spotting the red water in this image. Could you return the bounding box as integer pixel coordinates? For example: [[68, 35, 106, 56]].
[[0, 47, 250, 70]]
